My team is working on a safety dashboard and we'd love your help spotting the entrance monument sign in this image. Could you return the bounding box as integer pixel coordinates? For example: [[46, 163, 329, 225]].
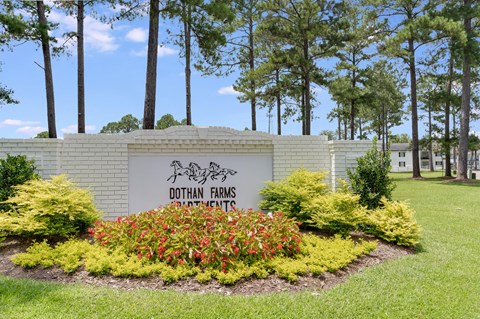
[[128, 154, 272, 214]]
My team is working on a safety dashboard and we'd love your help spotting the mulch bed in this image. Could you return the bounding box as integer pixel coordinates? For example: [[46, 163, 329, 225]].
[[0, 235, 413, 296]]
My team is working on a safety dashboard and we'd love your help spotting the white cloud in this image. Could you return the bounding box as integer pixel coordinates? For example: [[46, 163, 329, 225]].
[[130, 46, 147, 57], [0, 119, 39, 127], [48, 10, 119, 53], [16, 126, 46, 135], [125, 28, 148, 42], [61, 124, 96, 134], [130, 45, 178, 57], [218, 86, 239, 96], [158, 46, 178, 57]]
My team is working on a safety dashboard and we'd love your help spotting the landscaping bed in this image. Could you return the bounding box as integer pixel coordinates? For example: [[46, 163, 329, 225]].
[[0, 234, 411, 295]]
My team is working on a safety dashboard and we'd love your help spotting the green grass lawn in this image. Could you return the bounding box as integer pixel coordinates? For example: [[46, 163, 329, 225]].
[[1, 172, 480, 319]]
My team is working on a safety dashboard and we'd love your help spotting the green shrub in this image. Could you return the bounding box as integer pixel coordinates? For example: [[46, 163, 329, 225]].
[[12, 239, 92, 273], [11, 240, 56, 268], [365, 199, 421, 246], [0, 154, 39, 212], [12, 234, 376, 284], [91, 203, 302, 273], [347, 139, 395, 209], [309, 192, 368, 236], [259, 168, 329, 223], [0, 175, 102, 237]]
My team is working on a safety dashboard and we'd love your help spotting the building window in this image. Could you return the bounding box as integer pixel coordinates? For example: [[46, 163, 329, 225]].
[[399, 161, 406, 167], [421, 151, 429, 160], [435, 161, 443, 166], [434, 152, 442, 157], [399, 152, 406, 157]]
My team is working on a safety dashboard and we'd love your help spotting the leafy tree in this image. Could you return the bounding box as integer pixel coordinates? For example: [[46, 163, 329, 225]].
[[100, 114, 141, 133], [366, 0, 464, 178], [155, 114, 187, 129], [197, 0, 264, 131], [34, 131, 49, 138], [468, 133, 480, 170], [0, 154, 39, 212], [263, 0, 344, 135], [0, 1, 58, 138], [0, 84, 18, 106], [163, 0, 233, 126], [241, 22, 295, 135], [363, 61, 406, 152], [0, 64, 18, 106], [330, 1, 381, 140], [389, 134, 411, 144], [319, 130, 337, 140], [456, 0, 480, 180]]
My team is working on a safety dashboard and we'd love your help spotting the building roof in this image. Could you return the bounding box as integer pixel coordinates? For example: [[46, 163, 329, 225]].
[[390, 143, 410, 151]]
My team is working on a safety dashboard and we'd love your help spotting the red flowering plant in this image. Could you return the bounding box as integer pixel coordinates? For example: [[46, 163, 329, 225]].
[[90, 203, 302, 273]]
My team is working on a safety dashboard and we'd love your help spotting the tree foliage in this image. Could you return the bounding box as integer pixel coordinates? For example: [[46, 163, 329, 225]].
[[347, 139, 395, 209], [100, 114, 141, 133], [155, 114, 187, 129], [0, 154, 39, 212]]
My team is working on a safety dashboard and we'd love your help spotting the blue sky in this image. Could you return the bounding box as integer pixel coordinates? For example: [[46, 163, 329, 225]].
[[0, 3, 443, 139]]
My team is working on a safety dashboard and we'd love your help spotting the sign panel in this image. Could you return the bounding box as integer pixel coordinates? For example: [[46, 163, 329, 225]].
[[128, 155, 273, 214]]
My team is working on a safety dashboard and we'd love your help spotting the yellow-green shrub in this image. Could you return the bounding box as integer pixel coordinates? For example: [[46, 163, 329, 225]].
[[271, 235, 377, 281], [1, 175, 102, 237], [12, 239, 92, 272], [12, 234, 376, 284], [11, 240, 56, 268], [309, 192, 368, 236], [259, 168, 329, 223], [366, 199, 421, 246]]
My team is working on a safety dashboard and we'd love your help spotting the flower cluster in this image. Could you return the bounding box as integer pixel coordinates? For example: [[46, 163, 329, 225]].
[[90, 203, 302, 273]]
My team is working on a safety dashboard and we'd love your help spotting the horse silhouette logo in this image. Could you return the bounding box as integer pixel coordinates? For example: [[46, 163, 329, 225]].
[[167, 160, 237, 184]]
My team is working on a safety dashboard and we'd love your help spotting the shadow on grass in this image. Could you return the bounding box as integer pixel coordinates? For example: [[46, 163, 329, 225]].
[[414, 243, 427, 254], [0, 275, 68, 308], [391, 173, 480, 188]]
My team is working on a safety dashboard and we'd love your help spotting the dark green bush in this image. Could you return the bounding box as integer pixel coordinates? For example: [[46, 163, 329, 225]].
[[347, 139, 395, 209], [0, 154, 39, 212]]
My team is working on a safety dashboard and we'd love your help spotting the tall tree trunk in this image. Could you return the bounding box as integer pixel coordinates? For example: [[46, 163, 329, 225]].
[[350, 56, 356, 140], [344, 116, 348, 140], [184, 2, 192, 125], [408, 37, 421, 178], [445, 45, 454, 177], [377, 114, 381, 141], [382, 102, 386, 153], [303, 37, 311, 135], [248, 14, 256, 131], [386, 125, 390, 151], [77, 0, 85, 133], [428, 104, 434, 172], [337, 116, 341, 140], [143, 0, 159, 130], [457, 0, 472, 180], [453, 112, 457, 171], [359, 119, 363, 140], [37, 1, 57, 138], [275, 69, 281, 135], [301, 87, 306, 135]]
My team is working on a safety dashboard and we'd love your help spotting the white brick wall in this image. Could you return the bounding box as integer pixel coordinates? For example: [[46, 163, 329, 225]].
[[328, 140, 373, 186], [0, 127, 372, 218]]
